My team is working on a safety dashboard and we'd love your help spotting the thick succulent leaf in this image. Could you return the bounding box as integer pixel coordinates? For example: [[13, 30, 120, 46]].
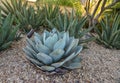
[[25, 54, 44, 67], [64, 39, 79, 57], [26, 38, 39, 53], [63, 56, 82, 69], [36, 43, 51, 55], [43, 32, 47, 44], [49, 49, 64, 62], [36, 52, 53, 65], [74, 46, 83, 55], [34, 32, 42, 44], [44, 34, 58, 50], [58, 31, 64, 39], [34, 36, 42, 44], [52, 45, 82, 68], [71, 56, 82, 63], [71, 39, 79, 50], [66, 36, 74, 47], [23, 48, 34, 58], [63, 62, 81, 69], [40, 66, 55, 72], [25, 46, 37, 58], [51, 52, 75, 68], [64, 32, 69, 46], [53, 39, 65, 50], [44, 30, 50, 38]]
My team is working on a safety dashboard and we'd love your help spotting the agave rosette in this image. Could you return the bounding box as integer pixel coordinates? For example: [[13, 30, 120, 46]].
[[23, 29, 83, 71]]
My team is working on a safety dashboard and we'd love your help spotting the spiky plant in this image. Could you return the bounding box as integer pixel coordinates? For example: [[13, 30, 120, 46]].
[[0, 0, 28, 18], [94, 14, 120, 49], [23, 28, 83, 72], [0, 13, 19, 51], [40, 4, 60, 27], [47, 10, 94, 44], [16, 6, 44, 32]]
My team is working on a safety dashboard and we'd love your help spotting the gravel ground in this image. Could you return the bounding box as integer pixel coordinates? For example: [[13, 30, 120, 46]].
[[0, 36, 120, 83]]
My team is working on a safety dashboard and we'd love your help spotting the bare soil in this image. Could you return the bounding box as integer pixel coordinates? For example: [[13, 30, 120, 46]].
[[0, 36, 120, 83]]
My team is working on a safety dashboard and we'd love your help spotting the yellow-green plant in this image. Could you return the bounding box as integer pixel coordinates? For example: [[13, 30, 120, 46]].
[[73, 1, 84, 16], [81, 0, 120, 27]]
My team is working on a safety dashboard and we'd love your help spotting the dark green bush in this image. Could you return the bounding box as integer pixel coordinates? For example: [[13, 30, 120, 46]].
[[94, 14, 120, 49], [16, 6, 44, 32], [46, 10, 94, 44], [40, 4, 60, 27], [0, 13, 19, 51]]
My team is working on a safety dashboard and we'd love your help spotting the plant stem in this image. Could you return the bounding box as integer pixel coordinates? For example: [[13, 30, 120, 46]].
[[92, 0, 102, 19]]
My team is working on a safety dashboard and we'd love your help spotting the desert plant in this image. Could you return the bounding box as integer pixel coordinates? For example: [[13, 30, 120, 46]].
[[0, 0, 28, 18], [94, 14, 120, 49], [16, 6, 44, 32], [40, 4, 60, 27], [47, 10, 94, 44], [80, 0, 120, 27], [0, 13, 19, 51], [23, 28, 83, 72]]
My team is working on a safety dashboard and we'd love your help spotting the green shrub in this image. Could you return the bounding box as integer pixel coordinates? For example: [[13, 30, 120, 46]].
[[0, 13, 19, 51], [40, 4, 60, 27], [16, 6, 44, 32], [94, 14, 120, 49], [23, 28, 83, 72], [0, 0, 28, 19], [46, 10, 94, 44]]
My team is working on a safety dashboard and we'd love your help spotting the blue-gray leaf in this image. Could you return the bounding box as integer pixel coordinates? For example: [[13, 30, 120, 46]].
[[36, 43, 51, 54], [49, 49, 64, 62], [53, 39, 66, 50], [40, 66, 55, 71], [44, 34, 58, 50], [25, 46, 37, 58], [23, 48, 34, 58], [26, 55, 44, 67], [51, 52, 75, 68], [64, 39, 79, 57], [26, 38, 38, 52], [63, 62, 81, 69], [36, 52, 53, 65], [44, 30, 50, 38], [34, 32, 42, 42], [34, 36, 42, 44]]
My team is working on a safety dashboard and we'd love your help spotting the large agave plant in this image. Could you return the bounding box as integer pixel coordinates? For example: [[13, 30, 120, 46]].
[[23, 29, 83, 72]]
